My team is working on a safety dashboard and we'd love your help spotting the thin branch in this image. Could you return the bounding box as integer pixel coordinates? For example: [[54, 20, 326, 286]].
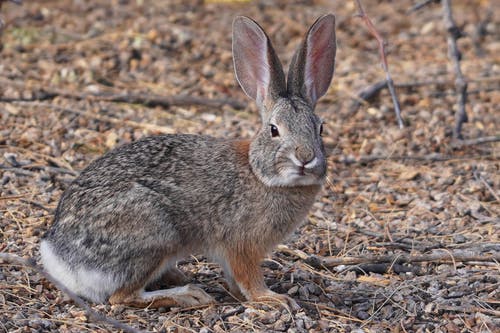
[[19, 199, 55, 213], [331, 153, 495, 165], [11, 101, 177, 134], [451, 135, 500, 148], [406, 0, 440, 14], [0, 253, 145, 333], [349, 76, 500, 114], [305, 250, 500, 268], [97, 92, 247, 110], [353, 0, 403, 128], [0, 80, 247, 110], [438, 305, 500, 317], [473, 169, 500, 203], [442, 0, 468, 139]]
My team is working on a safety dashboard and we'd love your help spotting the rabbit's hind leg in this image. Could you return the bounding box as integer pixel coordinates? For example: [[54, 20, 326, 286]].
[[146, 264, 189, 290], [109, 284, 213, 308]]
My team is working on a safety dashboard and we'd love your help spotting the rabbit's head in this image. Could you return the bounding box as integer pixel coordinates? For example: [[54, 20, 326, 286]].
[[233, 15, 336, 187]]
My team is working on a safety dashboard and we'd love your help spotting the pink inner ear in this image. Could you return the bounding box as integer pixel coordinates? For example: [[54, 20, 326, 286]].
[[233, 21, 270, 104], [304, 18, 335, 104]]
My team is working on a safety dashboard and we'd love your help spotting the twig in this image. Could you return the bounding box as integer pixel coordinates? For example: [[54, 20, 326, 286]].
[[361, 284, 404, 328], [348, 263, 420, 275], [334, 153, 494, 164], [451, 135, 500, 148], [19, 199, 55, 213], [349, 77, 500, 114], [473, 169, 500, 203], [442, 0, 468, 139], [0, 81, 247, 110], [437, 305, 500, 317], [429, 86, 499, 98], [349, 80, 387, 114], [0, 165, 36, 176], [89, 92, 247, 110], [306, 250, 500, 268], [1, 163, 77, 178], [406, 0, 439, 14], [0, 253, 145, 333], [276, 244, 310, 260], [219, 305, 246, 320], [11, 101, 176, 134], [353, 0, 403, 129]]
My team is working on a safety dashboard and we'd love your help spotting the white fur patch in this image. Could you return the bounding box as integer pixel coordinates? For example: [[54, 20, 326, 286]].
[[289, 153, 304, 168], [40, 240, 119, 303], [304, 156, 319, 169], [261, 170, 321, 187]]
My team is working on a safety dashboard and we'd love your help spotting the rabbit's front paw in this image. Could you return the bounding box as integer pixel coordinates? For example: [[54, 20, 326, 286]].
[[250, 290, 300, 311]]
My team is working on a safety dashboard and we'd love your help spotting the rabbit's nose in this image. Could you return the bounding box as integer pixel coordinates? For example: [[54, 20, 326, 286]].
[[295, 146, 315, 165]]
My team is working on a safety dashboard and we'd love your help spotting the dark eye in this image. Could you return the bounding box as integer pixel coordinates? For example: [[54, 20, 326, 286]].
[[319, 123, 324, 136], [270, 124, 280, 137]]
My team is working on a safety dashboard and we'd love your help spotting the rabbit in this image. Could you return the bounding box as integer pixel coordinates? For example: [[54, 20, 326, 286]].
[[40, 14, 336, 309]]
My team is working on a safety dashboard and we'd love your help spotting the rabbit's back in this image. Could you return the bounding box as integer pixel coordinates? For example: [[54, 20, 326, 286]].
[[46, 134, 247, 252]]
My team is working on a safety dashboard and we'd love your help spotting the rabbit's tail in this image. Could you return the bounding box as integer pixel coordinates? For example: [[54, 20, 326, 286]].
[[40, 240, 118, 303]]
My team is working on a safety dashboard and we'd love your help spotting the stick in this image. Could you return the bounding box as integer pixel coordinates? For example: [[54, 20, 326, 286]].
[[332, 153, 495, 165], [473, 169, 500, 203], [406, 0, 439, 14], [90, 92, 247, 110], [11, 101, 177, 134], [19, 199, 55, 213], [442, 0, 468, 139], [306, 251, 500, 268], [451, 135, 500, 148], [0, 82, 247, 110], [349, 77, 500, 114], [0, 253, 145, 333], [438, 305, 500, 317], [353, 0, 404, 129]]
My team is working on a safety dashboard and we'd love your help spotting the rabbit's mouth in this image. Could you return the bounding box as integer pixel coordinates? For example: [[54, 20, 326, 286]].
[[279, 161, 326, 186], [288, 154, 325, 178], [282, 169, 325, 186]]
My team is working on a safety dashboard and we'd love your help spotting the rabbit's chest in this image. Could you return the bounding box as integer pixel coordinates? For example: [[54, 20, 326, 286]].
[[240, 186, 321, 242]]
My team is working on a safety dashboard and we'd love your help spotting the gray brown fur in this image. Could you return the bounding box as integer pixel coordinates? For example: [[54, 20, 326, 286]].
[[41, 14, 336, 308]]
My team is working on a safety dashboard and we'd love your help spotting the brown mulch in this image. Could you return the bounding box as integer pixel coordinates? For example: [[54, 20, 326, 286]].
[[0, 0, 498, 332]]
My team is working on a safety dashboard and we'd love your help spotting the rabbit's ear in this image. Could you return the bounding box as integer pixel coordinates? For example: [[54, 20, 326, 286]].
[[233, 16, 286, 110], [287, 14, 336, 107]]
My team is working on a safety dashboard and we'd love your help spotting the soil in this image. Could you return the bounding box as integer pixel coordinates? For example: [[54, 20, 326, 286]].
[[0, 0, 498, 332]]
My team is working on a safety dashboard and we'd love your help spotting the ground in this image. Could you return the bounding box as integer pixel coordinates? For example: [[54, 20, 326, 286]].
[[0, 0, 498, 332]]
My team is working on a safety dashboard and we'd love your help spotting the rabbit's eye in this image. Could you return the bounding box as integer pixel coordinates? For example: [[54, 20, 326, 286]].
[[270, 124, 280, 137], [319, 123, 324, 136]]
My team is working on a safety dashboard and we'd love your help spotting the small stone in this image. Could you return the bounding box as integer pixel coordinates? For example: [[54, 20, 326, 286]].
[[274, 319, 287, 331], [287, 285, 299, 295], [295, 318, 305, 330], [424, 302, 435, 313], [298, 286, 310, 300], [202, 64, 215, 78], [357, 311, 370, 320], [453, 234, 466, 243]]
